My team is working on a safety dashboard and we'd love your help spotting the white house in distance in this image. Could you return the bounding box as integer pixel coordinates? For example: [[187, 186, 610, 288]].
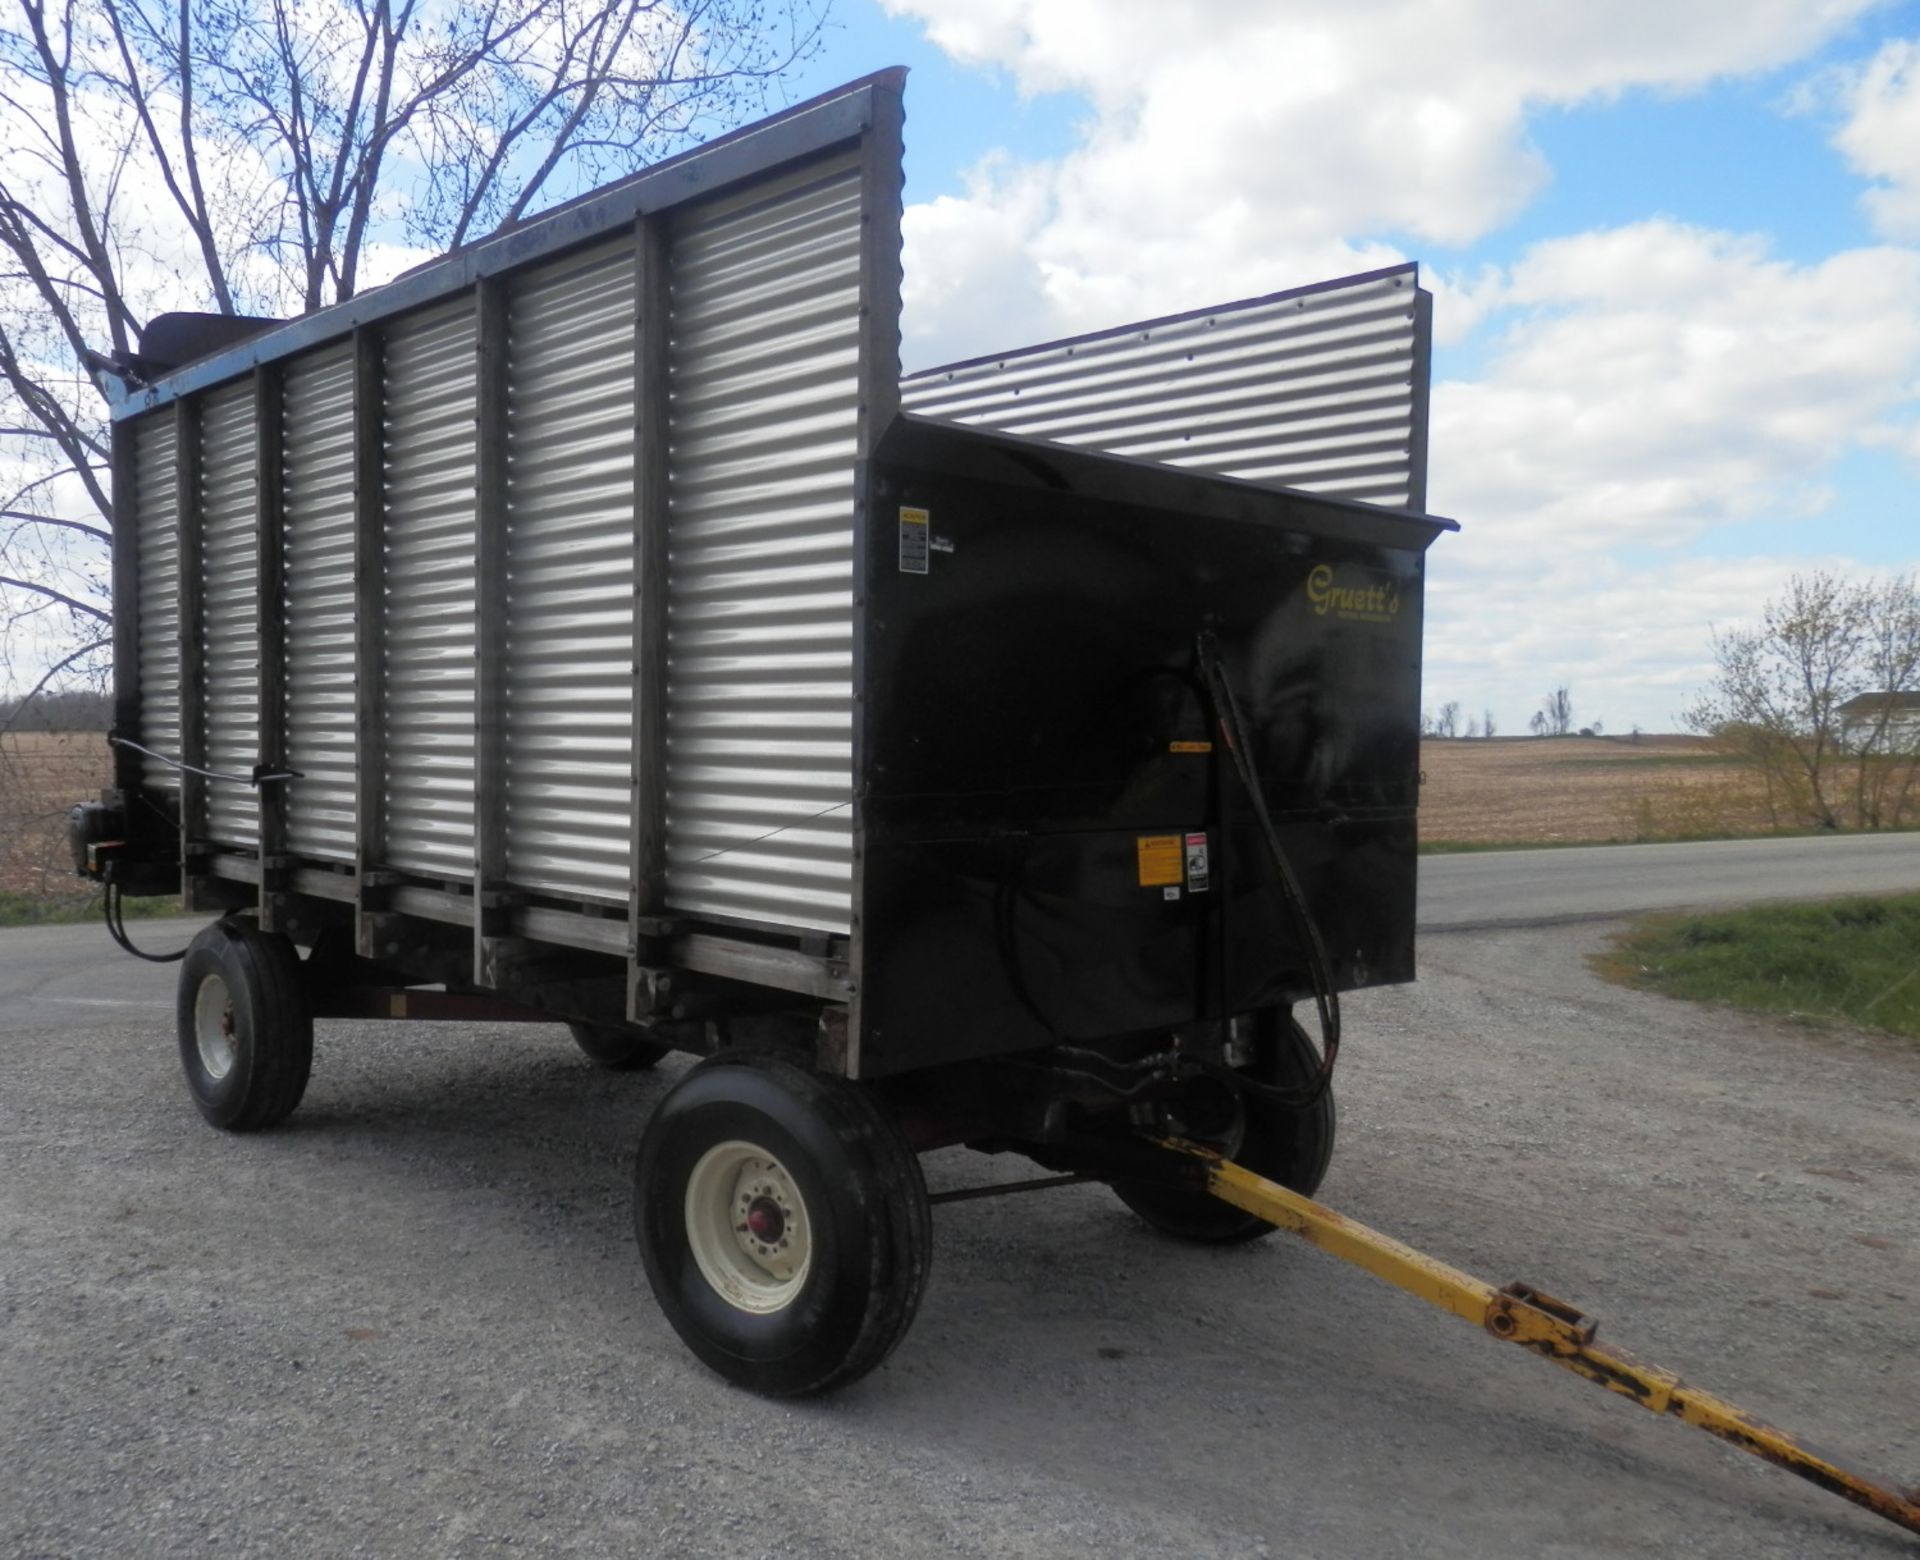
[[1838, 692, 1920, 752]]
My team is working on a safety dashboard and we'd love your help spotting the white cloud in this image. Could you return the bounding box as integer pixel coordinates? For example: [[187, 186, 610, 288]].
[[887, 0, 1882, 364], [1420, 219, 1920, 729], [1830, 35, 1920, 239], [1420, 549, 1917, 735], [1432, 222, 1920, 550]]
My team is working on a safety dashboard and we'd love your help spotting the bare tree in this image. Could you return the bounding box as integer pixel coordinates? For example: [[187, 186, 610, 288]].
[[1535, 684, 1573, 737], [1435, 699, 1460, 739], [0, 0, 827, 695], [1481, 707, 1496, 739], [1687, 571, 1920, 830], [1528, 710, 1547, 737]]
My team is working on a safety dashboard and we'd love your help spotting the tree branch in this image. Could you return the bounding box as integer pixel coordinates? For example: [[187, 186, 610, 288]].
[[98, 0, 236, 313], [17, 0, 135, 354], [0, 574, 112, 624], [2, 511, 112, 544]]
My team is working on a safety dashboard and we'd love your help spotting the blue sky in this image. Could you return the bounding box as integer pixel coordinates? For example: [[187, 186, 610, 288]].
[[787, 1, 1920, 733]]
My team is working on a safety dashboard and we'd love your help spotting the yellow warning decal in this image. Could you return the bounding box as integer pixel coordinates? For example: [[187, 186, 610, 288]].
[[1136, 835, 1183, 887], [1169, 740, 1214, 754]]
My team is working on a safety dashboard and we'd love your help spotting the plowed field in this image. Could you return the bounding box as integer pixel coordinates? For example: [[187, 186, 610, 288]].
[[1418, 734, 1776, 845], [0, 730, 106, 895]]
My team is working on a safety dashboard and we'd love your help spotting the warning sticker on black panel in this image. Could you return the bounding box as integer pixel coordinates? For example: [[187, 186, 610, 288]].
[[1136, 835, 1182, 887], [1184, 831, 1211, 893], [898, 506, 930, 574]]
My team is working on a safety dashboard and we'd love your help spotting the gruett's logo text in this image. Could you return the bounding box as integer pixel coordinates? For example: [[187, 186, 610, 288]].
[[1306, 563, 1400, 624]]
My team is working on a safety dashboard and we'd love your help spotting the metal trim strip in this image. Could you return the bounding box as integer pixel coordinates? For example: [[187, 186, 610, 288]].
[[473, 276, 510, 984], [173, 397, 205, 885], [628, 216, 673, 1018], [255, 363, 288, 922], [351, 324, 387, 954], [109, 421, 140, 809]]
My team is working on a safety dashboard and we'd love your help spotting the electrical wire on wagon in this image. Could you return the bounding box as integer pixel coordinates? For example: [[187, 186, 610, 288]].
[[1194, 630, 1342, 1108], [105, 734, 303, 787], [681, 799, 854, 868]]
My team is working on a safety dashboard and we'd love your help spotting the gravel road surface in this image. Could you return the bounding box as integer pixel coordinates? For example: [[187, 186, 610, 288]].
[[3, 889, 1917, 1556]]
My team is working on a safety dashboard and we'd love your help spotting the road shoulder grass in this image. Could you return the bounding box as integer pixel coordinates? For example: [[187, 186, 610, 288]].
[[1592, 892, 1920, 1043], [0, 890, 181, 928]]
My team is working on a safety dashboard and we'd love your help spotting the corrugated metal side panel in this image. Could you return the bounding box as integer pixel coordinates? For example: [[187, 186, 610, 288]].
[[663, 150, 862, 934], [502, 240, 637, 904], [901, 266, 1423, 507], [281, 344, 358, 861], [133, 413, 181, 793], [199, 381, 260, 845], [382, 298, 478, 879]]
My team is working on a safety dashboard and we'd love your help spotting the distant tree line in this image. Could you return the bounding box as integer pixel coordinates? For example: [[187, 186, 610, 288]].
[[0, 689, 111, 732], [1423, 685, 1601, 740]]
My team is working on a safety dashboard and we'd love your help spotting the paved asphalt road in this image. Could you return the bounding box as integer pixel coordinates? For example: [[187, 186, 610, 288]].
[[3, 840, 1917, 1558], [1418, 829, 1920, 930]]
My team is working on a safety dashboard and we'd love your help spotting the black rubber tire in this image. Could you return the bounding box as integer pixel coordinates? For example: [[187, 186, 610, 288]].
[[175, 919, 314, 1132], [568, 1021, 671, 1072], [634, 1053, 932, 1397], [1113, 1009, 1336, 1244]]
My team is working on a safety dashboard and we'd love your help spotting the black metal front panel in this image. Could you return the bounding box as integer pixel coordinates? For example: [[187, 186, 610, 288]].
[[854, 420, 1448, 1077]]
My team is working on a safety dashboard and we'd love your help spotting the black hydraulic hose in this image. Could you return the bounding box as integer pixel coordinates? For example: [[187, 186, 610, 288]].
[[103, 881, 187, 964], [1194, 631, 1341, 1108]]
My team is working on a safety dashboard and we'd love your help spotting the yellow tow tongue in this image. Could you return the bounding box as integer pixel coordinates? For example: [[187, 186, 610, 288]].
[[1162, 1136, 1920, 1542]]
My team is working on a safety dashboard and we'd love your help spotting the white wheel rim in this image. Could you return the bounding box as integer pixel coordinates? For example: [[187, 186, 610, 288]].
[[684, 1140, 813, 1315], [193, 972, 237, 1081]]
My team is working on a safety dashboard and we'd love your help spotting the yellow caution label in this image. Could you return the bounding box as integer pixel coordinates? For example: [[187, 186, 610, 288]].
[[1169, 740, 1214, 754], [1136, 835, 1183, 887]]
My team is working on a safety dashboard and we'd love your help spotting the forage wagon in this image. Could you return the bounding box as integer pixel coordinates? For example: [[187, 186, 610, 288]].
[[75, 68, 1450, 1394]]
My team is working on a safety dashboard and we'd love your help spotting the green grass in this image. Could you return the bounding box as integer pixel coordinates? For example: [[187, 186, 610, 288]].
[[1594, 893, 1920, 1043], [0, 889, 183, 927]]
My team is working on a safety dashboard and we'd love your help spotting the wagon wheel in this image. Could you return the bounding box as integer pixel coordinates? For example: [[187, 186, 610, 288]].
[[634, 1052, 932, 1396], [176, 918, 314, 1131], [1111, 1008, 1335, 1243]]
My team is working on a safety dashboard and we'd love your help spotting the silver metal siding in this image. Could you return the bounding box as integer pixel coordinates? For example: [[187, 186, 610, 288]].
[[132, 413, 181, 793], [198, 381, 260, 844], [502, 239, 636, 904], [901, 266, 1424, 507], [664, 150, 863, 933], [281, 344, 358, 861], [382, 298, 479, 879]]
